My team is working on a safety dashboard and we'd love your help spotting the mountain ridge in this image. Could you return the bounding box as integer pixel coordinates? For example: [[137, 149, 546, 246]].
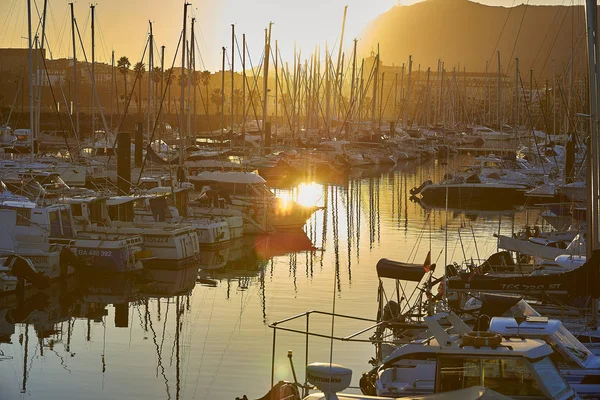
[[359, 0, 588, 78]]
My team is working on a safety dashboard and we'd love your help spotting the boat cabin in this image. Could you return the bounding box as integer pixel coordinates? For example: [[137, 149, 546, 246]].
[[374, 313, 577, 399], [490, 316, 600, 369], [188, 171, 273, 199]]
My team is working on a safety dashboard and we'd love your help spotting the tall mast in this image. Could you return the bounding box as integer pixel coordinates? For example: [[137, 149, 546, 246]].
[[484, 60, 488, 124], [497, 50, 502, 132], [36, 0, 48, 142], [221, 46, 225, 134], [358, 58, 364, 127], [179, 3, 189, 165], [426, 67, 431, 127], [91, 4, 96, 139], [231, 24, 235, 141], [514, 57, 519, 144], [27, 0, 34, 159], [435, 59, 441, 125], [584, 0, 600, 327], [187, 38, 192, 143], [242, 34, 246, 151], [160, 45, 165, 131], [553, 58, 556, 135], [110, 50, 114, 130], [191, 20, 196, 140], [335, 6, 348, 122], [325, 42, 330, 134], [404, 55, 412, 127], [371, 46, 379, 132], [262, 23, 272, 134], [350, 39, 357, 123], [275, 40, 279, 142], [70, 3, 79, 141], [147, 20, 154, 141]]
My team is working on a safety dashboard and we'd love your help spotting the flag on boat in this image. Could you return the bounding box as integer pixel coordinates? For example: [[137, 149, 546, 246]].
[[423, 250, 431, 272]]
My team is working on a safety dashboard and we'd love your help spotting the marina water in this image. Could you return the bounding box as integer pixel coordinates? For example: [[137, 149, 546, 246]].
[[0, 156, 547, 399]]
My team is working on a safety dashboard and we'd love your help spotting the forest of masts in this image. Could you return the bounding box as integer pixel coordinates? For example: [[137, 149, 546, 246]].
[[25, 2, 589, 144]]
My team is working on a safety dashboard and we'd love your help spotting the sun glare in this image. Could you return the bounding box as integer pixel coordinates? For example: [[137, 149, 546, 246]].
[[296, 183, 323, 207]]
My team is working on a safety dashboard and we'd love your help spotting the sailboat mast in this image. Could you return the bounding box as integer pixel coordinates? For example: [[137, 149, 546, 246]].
[[553, 58, 556, 135], [404, 55, 412, 127], [110, 50, 114, 130], [191, 22, 196, 140], [335, 6, 348, 123], [325, 42, 330, 134], [70, 3, 79, 141], [160, 45, 165, 131], [231, 24, 235, 140], [350, 39, 357, 124], [36, 0, 48, 142], [187, 38, 192, 144], [262, 23, 272, 134], [179, 3, 189, 165], [91, 4, 96, 140], [221, 46, 225, 134], [275, 40, 279, 142], [585, 0, 600, 327], [147, 20, 153, 141], [426, 67, 431, 127], [242, 34, 246, 152], [27, 0, 34, 159], [514, 57, 519, 144], [497, 50, 502, 132], [371, 46, 379, 132]]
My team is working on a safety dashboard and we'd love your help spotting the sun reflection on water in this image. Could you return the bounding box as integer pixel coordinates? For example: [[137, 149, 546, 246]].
[[275, 182, 324, 208]]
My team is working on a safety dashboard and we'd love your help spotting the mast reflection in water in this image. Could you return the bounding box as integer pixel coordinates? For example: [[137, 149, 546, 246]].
[[0, 157, 545, 399]]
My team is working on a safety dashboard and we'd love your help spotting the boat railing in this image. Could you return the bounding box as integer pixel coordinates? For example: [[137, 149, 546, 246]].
[[268, 309, 428, 395]]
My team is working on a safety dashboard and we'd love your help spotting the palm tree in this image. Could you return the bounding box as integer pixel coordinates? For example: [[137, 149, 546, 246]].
[[199, 70, 211, 115], [117, 56, 131, 101], [133, 62, 146, 116], [210, 88, 223, 116]]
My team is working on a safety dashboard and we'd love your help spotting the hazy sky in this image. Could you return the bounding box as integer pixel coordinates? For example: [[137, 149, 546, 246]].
[[0, 0, 585, 71]]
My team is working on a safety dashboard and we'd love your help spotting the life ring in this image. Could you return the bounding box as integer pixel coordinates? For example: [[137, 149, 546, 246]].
[[462, 331, 502, 348]]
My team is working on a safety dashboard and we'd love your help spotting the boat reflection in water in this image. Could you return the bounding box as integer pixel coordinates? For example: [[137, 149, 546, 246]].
[[0, 219, 318, 399]]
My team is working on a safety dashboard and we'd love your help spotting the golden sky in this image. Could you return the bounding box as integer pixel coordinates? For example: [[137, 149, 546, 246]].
[[0, 0, 584, 71]]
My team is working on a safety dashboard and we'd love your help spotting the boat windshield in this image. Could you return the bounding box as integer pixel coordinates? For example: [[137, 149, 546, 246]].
[[530, 356, 572, 398], [510, 300, 541, 318], [553, 324, 593, 367]]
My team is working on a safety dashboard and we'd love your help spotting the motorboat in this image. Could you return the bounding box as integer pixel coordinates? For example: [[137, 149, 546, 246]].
[[361, 312, 579, 399]]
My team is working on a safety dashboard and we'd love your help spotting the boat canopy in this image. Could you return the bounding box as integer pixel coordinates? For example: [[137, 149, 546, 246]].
[[376, 258, 427, 282], [191, 171, 266, 184]]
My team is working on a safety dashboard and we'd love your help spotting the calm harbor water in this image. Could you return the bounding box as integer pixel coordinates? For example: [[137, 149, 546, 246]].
[[0, 156, 547, 400]]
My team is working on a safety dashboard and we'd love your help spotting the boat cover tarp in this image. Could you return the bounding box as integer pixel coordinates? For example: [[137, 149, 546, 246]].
[[496, 234, 585, 260], [146, 144, 173, 165], [448, 250, 600, 296], [376, 258, 427, 282]]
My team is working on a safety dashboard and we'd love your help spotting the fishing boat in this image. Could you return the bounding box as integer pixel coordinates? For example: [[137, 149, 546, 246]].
[[61, 196, 199, 267]]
